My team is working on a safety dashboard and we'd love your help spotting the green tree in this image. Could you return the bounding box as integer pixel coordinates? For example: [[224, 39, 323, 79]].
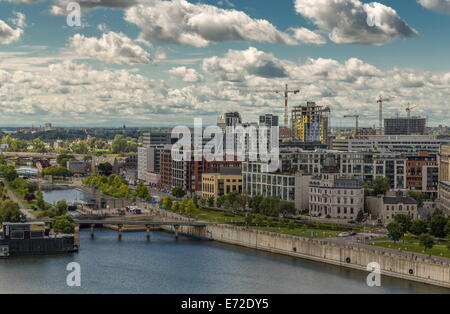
[[1, 165, 18, 182], [407, 191, 424, 208], [394, 214, 413, 234], [172, 187, 186, 198], [410, 219, 428, 236], [366, 177, 390, 196], [136, 182, 151, 201], [249, 195, 264, 213], [52, 215, 75, 234], [207, 196, 215, 208], [98, 162, 113, 176], [55, 200, 68, 216], [162, 195, 176, 210], [57, 154, 75, 167], [31, 138, 47, 153], [42, 166, 72, 177], [387, 221, 404, 242], [430, 214, 448, 238], [419, 233, 435, 253], [36, 190, 46, 210], [0, 200, 24, 223], [356, 210, 365, 223]]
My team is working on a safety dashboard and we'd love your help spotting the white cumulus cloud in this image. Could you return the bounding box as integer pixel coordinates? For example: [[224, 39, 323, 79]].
[[124, 0, 296, 47], [418, 0, 450, 14], [0, 19, 23, 45], [69, 32, 152, 65], [290, 27, 326, 45], [169, 66, 204, 83], [294, 0, 418, 45]]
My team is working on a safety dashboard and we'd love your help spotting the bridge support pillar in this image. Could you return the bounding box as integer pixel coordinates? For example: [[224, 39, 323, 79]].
[[174, 225, 180, 240], [90, 224, 95, 239], [146, 225, 151, 241], [118, 224, 123, 241]]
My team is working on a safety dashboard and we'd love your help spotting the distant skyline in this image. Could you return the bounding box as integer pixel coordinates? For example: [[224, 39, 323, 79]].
[[1, 0, 450, 127]]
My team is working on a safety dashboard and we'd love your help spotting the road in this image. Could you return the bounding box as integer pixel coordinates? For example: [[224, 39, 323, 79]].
[[5, 185, 36, 219]]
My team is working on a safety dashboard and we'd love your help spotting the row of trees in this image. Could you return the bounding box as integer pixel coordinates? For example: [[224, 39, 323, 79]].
[[0, 133, 139, 155], [386, 211, 450, 252], [83, 174, 151, 201], [162, 196, 196, 216]]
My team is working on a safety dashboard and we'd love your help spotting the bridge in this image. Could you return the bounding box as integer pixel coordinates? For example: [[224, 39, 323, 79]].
[[28, 218, 208, 241]]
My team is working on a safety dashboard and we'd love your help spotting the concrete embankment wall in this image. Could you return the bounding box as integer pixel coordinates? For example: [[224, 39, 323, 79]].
[[156, 209, 450, 289]]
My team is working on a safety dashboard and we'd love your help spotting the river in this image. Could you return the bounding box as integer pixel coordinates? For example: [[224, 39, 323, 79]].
[[11, 189, 443, 294]]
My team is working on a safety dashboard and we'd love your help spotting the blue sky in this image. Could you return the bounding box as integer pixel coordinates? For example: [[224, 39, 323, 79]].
[[0, 0, 450, 127]]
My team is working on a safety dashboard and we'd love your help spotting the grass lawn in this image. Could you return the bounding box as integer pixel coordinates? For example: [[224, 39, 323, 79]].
[[370, 235, 450, 258], [186, 207, 346, 239], [252, 226, 341, 239]]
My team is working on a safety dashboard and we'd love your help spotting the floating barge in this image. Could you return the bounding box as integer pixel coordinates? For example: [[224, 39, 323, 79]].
[[0, 222, 78, 258]]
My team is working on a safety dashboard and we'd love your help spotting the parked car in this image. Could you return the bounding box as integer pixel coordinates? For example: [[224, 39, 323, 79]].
[[337, 232, 351, 237]]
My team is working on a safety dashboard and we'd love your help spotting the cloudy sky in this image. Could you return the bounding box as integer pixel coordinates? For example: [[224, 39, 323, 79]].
[[0, 0, 450, 127]]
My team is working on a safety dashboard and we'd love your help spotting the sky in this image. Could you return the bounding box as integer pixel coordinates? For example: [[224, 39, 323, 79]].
[[0, 0, 450, 127]]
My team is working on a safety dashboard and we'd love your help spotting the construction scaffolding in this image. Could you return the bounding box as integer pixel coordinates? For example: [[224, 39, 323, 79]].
[[292, 101, 331, 144]]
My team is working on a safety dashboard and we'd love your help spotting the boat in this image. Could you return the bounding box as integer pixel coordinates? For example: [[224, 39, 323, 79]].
[[0, 222, 78, 258]]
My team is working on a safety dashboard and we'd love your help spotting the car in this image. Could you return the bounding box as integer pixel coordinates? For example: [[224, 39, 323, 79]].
[[337, 232, 351, 238], [350, 231, 357, 236]]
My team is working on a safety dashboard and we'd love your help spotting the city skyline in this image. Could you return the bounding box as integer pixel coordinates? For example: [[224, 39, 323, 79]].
[[0, 0, 450, 127]]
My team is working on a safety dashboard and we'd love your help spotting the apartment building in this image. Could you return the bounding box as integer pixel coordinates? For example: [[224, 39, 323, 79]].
[[202, 168, 243, 200], [405, 151, 438, 198], [347, 135, 446, 153], [438, 181, 450, 216], [308, 173, 364, 220]]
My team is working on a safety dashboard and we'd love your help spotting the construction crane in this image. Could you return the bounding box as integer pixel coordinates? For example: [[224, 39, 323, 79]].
[[344, 115, 360, 137], [376, 95, 395, 134], [252, 84, 300, 126], [406, 104, 418, 118]]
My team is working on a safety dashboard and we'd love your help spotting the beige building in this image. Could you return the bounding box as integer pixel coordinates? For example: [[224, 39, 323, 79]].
[[366, 191, 418, 224], [438, 145, 450, 182], [438, 181, 450, 216], [202, 168, 242, 200], [309, 173, 364, 220]]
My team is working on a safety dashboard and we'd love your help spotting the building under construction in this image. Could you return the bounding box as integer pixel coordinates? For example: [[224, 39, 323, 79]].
[[384, 117, 427, 135], [292, 102, 330, 144]]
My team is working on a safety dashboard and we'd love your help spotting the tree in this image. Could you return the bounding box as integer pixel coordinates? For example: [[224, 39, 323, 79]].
[[244, 213, 254, 226], [52, 215, 75, 234], [136, 182, 151, 201], [207, 197, 215, 208], [367, 177, 390, 196], [407, 191, 424, 208], [249, 195, 264, 213], [42, 166, 72, 177], [98, 162, 113, 176], [57, 154, 75, 167], [279, 201, 296, 216], [0, 200, 24, 223], [419, 234, 435, 253], [410, 219, 428, 236], [429, 214, 448, 238], [31, 138, 47, 153], [445, 220, 450, 238], [36, 190, 46, 210], [394, 214, 413, 234], [387, 221, 404, 242], [356, 210, 365, 223], [172, 187, 186, 199], [55, 200, 68, 216], [2, 165, 18, 182], [162, 195, 176, 210]]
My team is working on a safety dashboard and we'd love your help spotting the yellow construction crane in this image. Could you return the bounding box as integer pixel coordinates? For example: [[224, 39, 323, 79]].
[[376, 95, 393, 133], [406, 104, 418, 118], [252, 84, 300, 126], [344, 115, 360, 137]]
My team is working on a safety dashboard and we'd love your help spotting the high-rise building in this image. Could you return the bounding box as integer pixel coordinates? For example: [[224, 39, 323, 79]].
[[384, 117, 427, 135], [438, 145, 450, 182], [259, 114, 279, 127], [292, 102, 330, 144], [217, 112, 242, 131]]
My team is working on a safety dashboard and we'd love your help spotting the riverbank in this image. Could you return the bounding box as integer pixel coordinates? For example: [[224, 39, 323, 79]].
[[155, 208, 450, 289]]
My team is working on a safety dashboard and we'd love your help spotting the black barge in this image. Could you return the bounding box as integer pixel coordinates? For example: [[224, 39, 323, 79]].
[[0, 222, 78, 258]]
